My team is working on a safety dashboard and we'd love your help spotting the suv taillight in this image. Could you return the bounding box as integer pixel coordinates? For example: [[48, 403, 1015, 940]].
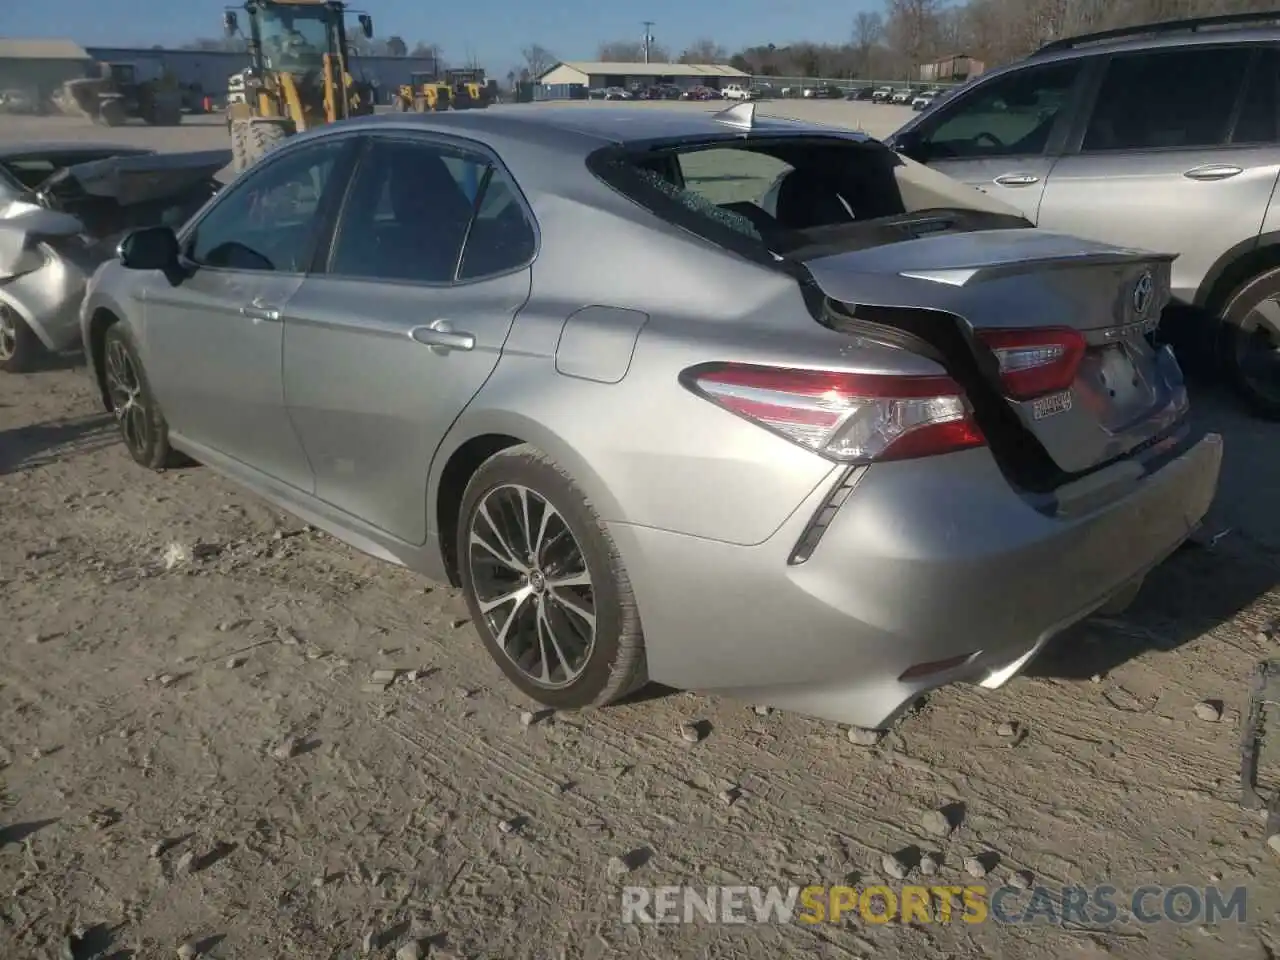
[[682, 363, 985, 462], [978, 327, 1086, 400]]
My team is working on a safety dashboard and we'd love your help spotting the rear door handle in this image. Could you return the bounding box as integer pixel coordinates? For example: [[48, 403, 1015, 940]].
[[410, 319, 475, 354], [239, 297, 281, 322], [992, 173, 1040, 187], [1183, 163, 1244, 181]]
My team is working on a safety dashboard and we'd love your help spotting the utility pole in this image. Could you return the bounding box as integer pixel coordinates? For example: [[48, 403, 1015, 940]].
[[642, 21, 655, 64]]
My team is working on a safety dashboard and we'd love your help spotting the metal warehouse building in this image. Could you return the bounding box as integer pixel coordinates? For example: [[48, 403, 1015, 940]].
[[85, 47, 442, 102], [537, 61, 748, 90], [0, 39, 96, 102]]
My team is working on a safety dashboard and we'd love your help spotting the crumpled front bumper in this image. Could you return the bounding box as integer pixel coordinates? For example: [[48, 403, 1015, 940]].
[[0, 242, 101, 353]]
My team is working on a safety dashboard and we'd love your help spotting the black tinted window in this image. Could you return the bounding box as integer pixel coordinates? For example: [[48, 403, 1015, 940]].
[[1083, 48, 1252, 152], [920, 62, 1080, 159], [1233, 48, 1279, 144], [187, 140, 343, 272], [457, 165, 536, 280], [329, 138, 532, 284]]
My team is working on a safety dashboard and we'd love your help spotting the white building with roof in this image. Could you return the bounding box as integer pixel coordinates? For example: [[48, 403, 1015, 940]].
[[537, 61, 748, 91]]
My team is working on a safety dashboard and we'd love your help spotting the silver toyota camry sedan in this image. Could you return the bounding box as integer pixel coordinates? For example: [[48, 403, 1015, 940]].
[[79, 103, 1222, 730]]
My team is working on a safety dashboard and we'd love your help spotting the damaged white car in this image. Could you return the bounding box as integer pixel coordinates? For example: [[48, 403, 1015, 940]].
[[0, 144, 227, 372]]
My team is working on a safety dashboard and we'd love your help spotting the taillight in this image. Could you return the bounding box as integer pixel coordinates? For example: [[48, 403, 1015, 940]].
[[978, 327, 1086, 400], [682, 363, 985, 462]]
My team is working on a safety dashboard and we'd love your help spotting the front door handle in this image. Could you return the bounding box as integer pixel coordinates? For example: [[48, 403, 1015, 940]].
[[239, 297, 281, 322], [410, 319, 475, 354], [992, 173, 1040, 187], [1183, 163, 1244, 181]]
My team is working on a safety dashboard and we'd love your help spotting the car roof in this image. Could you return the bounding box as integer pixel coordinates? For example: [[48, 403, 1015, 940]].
[[0, 142, 154, 162], [317, 105, 872, 150], [1019, 20, 1280, 69]]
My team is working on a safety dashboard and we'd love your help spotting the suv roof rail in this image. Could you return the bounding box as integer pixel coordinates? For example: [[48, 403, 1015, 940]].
[[1034, 9, 1280, 56]]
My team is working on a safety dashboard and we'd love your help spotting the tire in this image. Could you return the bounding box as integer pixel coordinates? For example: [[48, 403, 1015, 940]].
[[231, 118, 289, 174], [0, 303, 47, 373], [1218, 266, 1280, 421], [99, 99, 125, 126], [101, 323, 182, 470], [457, 445, 647, 710]]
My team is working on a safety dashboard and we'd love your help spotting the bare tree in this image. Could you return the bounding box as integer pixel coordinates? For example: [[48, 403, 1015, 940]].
[[598, 40, 669, 62], [884, 0, 940, 77], [852, 11, 884, 77], [410, 42, 443, 66], [679, 38, 727, 64], [521, 43, 556, 79]]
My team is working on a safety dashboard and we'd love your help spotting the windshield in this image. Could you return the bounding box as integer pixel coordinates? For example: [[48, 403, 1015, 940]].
[[257, 5, 330, 73]]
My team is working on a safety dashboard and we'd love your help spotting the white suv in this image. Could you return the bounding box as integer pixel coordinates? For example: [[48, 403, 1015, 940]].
[[721, 84, 753, 101]]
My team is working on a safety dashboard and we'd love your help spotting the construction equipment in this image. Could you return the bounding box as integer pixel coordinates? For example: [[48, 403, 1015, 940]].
[[223, 0, 377, 172], [61, 62, 183, 127], [446, 68, 491, 109], [395, 69, 452, 112]]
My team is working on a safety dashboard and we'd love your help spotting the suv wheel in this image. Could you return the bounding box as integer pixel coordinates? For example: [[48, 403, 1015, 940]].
[[1219, 266, 1280, 421]]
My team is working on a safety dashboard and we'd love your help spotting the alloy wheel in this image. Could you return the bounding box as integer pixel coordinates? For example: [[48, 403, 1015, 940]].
[[466, 483, 596, 688], [0, 306, 16, 361], [104, 336, 149, 457], [1235, 295, 1280, 408]]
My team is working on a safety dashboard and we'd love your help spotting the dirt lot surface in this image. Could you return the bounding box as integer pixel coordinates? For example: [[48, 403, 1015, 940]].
[[2, 109, 1280, 960]]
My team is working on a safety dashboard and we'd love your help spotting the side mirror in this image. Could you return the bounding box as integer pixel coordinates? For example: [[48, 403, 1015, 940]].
[[118, 226, 180, 272], [890, 129, 928, 162], [358, 14, 373, 39], [223, 10, 238, 35]]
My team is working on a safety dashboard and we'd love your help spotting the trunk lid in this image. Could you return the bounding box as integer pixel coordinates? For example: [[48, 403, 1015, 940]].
[[800, 227, 1187, 476]]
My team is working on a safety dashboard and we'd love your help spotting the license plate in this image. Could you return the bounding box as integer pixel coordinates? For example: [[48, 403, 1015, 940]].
[[1032, 390, 1073, 420]]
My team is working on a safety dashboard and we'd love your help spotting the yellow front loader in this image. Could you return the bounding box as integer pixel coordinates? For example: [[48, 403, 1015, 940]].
[[223, 0, 377, 172], [395, 70, 452, 112]]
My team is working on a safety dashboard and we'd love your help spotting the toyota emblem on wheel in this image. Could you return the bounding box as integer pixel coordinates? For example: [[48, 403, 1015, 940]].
[[1133, 271, 1154, 316]]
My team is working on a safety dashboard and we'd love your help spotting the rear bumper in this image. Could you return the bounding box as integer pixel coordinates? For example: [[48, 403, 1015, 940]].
[[611, 431, 1223, 730]]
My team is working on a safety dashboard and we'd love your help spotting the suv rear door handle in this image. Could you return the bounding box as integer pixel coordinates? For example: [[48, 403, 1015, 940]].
[[411, 319, 475, 354], [1183, 163, 1244, 181], [992, 173, 1040, 187]]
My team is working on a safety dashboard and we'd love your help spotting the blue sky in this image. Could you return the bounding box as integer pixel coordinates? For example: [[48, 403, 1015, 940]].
[[5, 0, 883, 76]]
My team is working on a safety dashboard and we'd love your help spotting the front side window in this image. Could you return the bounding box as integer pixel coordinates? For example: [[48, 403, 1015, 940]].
[[186, 139, 345, 273], [328, 136, 535, 284], [1082, 48, 1253, 152], [918, 61, 1081, 160]]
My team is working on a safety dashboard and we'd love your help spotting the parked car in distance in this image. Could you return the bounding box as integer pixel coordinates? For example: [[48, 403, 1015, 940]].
[[603, 86, 630, 101], [911, 91, 938, 111], [886, 10, 1280, 418], [871, 86, 894, 103], [81, 104, 1222, 730], [721, 83, 755, 101], [846, 86, 877, 101], [890, 88, 914, 104]]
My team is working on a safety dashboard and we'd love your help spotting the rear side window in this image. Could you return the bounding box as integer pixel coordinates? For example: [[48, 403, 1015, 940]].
[[1082, 48, 1253, 152], [327, 136, 535, 284], [1233, 48, 1279, 144]]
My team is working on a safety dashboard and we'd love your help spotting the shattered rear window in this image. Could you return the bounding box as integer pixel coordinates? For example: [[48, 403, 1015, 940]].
[[628, 164, 762, 241]]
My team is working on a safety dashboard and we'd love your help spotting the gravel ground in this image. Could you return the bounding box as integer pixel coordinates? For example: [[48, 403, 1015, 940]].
[[1, 107, 1279, 960]]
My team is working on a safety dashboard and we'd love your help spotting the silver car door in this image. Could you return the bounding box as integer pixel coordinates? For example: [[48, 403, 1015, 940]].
[[144, 135, 356, 492], [282, 134, 536, 544], [899, 58, 1086, 222], [1037, 45, 1280, 304]]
